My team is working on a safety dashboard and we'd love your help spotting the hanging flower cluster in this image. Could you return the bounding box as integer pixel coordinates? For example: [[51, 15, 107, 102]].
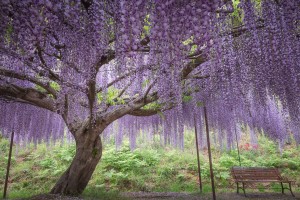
[[0, 0, 299, 150], [0, 103, 66, 147]]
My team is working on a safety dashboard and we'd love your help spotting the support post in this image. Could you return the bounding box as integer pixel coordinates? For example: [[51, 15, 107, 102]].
[[194, 115, 202, 193], [203, 106, 216, 200], [3, 131, 14, 199], [234, 123, 241, 166]]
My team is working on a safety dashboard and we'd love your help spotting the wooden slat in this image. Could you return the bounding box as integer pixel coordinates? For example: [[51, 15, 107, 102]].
[[231, 167, 284, 182], [234, 180, 291, 183]]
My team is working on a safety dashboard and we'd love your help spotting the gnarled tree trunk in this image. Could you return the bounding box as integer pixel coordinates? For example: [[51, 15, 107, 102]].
[[50, 126, 103, 195]]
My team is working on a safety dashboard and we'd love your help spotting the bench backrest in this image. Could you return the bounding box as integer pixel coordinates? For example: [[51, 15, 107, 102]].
[[231, 167, 283, 181]]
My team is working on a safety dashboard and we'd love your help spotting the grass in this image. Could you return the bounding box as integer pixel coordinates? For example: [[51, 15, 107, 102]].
[[0, 130, 299, 199]]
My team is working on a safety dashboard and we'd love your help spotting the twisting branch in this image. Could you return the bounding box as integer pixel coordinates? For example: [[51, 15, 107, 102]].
[[113, 80, 134, 102], [0, 46, 60, 83], [98, 91, 158, 127], [181, 54, 208, 80], [100, 79, 135, 111], [127, 53, 209, 118], [62, 94, 69, 122], [0, 83, 56, 112], [36, 43, 61, 81], [97, 65, 151, 93], [143, 79, 158, 99], [0, 68, 57, 97], [98, 52, 209, 122], [95, 49, 115, 70], [186, 74, 210, 80], [129, 108, 159, 116], [87, 78, 97, 126], [0, 46, 85, 93]]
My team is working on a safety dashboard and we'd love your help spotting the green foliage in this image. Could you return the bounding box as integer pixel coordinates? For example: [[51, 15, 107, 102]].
[[142, 14, 151, 36], [97, 87, 125, 105], [231, 0, 242, 26], [141, 102, 161, 110], [231, 0, 263, 27], [35, 81, 61, 98], [103, 147, 148, 172], [0, 133, 299, 199], [0, 136, 10, 152], [158, 166, 178, 179], [4, 23, 13, 44], [219, 155, 238, 168], [50, 81, 61, 91], [183, 95, 192, 103]]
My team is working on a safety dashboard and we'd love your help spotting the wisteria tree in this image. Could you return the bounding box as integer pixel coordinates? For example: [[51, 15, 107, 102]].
[[0, 0, 299, 195]]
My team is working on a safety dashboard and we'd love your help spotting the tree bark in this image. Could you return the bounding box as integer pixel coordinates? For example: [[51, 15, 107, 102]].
[[50, 127, 103, 195]]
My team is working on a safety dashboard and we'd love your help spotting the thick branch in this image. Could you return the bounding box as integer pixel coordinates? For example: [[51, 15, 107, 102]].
[[95, 49, 115, 71], [0, 84, 56, 111], [97, 92, 158, 126], [129, 108, 159, 116], [36, 43, 61, 81], [101, 52, 208, 121], [181, 54, 208, 80], [0, 68, 57, 97], [112, 80, 134, 102], [128, 54, 208, 117]]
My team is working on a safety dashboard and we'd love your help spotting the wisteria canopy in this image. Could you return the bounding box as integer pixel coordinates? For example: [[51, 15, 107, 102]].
[[0, 0, 299, 195]]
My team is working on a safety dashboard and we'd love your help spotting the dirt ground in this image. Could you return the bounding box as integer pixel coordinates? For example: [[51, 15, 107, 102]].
[[123, 192, 299, 200], [26, 192, 299, 200]]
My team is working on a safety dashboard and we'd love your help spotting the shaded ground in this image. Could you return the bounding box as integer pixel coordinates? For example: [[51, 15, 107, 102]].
[[25, 192, 299, 200], [123, 192, 299, 200]]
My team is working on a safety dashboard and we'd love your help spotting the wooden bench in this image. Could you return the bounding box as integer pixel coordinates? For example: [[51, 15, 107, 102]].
[[231, 167, 295, 197]]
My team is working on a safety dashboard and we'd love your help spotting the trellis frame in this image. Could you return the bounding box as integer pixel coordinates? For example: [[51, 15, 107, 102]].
[[3, 131, 14, 199]]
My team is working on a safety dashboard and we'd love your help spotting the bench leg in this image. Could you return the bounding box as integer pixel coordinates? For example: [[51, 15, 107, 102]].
[[281, 182, 295, 197], [242, 182, 246, 197], [289, 182, 295, 197], [281, 182, 284, 194], [236, 182, 239, 194]]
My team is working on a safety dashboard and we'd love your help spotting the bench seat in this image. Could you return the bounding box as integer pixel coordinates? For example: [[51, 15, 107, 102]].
[[231, 167, 295, 197]]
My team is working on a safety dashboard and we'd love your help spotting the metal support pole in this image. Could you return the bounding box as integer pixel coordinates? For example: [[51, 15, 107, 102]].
[[3, 131, 14, 199], [204, 106, 216, 200], [234, 123, 241, 166], [194, 115, 202, 193]]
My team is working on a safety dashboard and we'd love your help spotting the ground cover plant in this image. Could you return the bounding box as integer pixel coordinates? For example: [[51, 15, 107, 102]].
[[0, 0, 299, 196], [1, 131, 299, 199]]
